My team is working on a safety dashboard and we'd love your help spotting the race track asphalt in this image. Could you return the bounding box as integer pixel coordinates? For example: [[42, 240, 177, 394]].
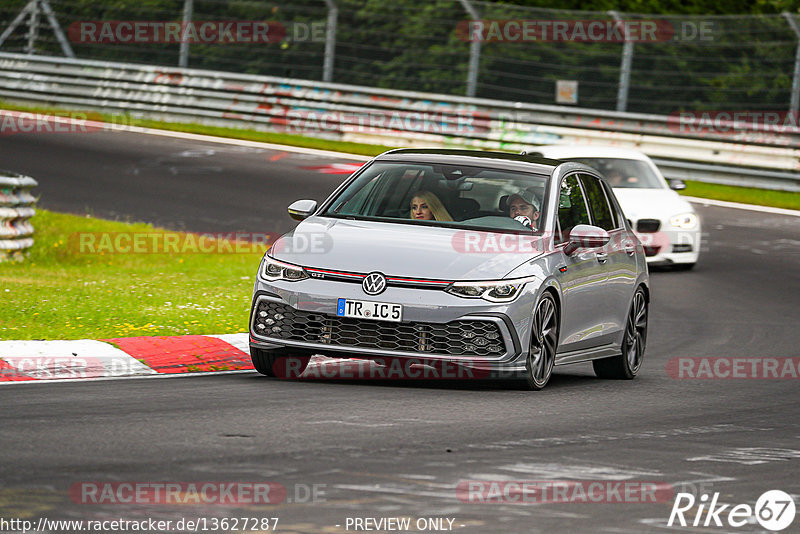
[[1, 129, 799, 533]]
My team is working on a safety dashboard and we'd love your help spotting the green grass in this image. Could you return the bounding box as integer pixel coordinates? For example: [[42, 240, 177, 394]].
[[0, 210, 263, 340], [3, 100, 798, 211], [680, 180, 800, 211]]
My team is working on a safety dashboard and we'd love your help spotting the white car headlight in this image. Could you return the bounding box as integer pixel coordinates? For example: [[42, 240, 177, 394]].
[[445, 276, 537, 303], [670, 212, 698, 229], [262, 255, 309, 282]]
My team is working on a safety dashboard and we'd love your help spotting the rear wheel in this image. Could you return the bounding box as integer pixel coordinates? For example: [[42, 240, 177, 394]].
[[593, 287, 648, 379], [524, 293, 559, 390], [250, 347, 311, 378]]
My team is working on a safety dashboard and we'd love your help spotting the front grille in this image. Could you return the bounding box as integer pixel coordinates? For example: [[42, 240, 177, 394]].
[[637, 219, 661, 233], [644, 246, 661, 257], [672, 244, 693, 253], [252, 301, 505, 357]]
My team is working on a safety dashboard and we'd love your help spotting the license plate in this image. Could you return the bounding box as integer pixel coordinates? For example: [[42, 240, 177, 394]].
[[337, 298, 402, 322]]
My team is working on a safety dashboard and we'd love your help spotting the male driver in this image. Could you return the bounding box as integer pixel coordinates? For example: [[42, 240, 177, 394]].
[[508, 189, 541, 230]]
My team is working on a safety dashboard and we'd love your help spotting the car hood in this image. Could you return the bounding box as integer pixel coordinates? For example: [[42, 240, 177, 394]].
[[612, 188, 695, 222], [270, 217, 543, 280]]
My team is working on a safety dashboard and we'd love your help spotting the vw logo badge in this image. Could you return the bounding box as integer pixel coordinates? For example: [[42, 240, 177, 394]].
[[362, 272, 387, 296]]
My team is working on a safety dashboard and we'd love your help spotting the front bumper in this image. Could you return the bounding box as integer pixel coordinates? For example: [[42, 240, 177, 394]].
[[635, 225, 701, 266], [249, 277, 535, 371]]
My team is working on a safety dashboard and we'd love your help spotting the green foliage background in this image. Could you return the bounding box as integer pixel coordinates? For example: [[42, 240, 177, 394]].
[[1, 0, 798, 113]]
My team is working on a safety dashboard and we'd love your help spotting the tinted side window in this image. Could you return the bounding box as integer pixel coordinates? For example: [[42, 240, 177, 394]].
[[579, 174, 615, 230], [601, 181, 625, 229], [557, 174, 591, 242]]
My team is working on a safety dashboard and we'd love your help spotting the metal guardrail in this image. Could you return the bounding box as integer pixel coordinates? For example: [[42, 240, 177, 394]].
[[0, 171, 37, 261], [1, 52, 799, 191]]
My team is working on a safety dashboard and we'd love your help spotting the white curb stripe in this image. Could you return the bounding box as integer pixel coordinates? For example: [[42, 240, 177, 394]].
[[684, 196, 800, 217], [0, 340, 155, 380], [101, 122, 374, 161], [0, 110, 372, 161], [205, 333, 251, 355]]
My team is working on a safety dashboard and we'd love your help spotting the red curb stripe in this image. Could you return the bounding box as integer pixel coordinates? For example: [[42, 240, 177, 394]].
[[102, 336, 253, 374], [0, 358, 38, 381]]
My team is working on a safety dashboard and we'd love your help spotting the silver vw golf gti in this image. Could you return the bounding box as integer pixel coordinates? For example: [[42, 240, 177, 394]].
[[249, 149, 650, 390]]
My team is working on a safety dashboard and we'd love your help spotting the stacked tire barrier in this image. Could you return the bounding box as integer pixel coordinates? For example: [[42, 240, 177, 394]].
[[0, 171, 37, 261]]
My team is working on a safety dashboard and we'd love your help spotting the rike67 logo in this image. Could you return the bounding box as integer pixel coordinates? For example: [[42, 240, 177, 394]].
[[668, 490, 796, 531]]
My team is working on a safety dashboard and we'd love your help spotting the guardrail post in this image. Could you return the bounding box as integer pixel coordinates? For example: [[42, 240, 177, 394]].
[[0, 172, 38, 262], [458, 0, 481, 98], [0, 0, 74, 57], [39, 0, 74, 58], [609, 11, 633, 112], [782, 12, 800, 115], [25, 0, 40, 54], [178, 0, 194, 68], [323, 0, 338, 82]]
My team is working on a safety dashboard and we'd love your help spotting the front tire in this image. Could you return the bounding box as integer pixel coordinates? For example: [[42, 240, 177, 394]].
[[250, 347, 311, 378], [524, 293, 559, 390], [593, 287, 648, 379]]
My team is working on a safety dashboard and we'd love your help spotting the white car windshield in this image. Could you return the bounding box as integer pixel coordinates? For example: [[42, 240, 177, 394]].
[[322, 162, 549, 234], [565, 158, 663, 189]]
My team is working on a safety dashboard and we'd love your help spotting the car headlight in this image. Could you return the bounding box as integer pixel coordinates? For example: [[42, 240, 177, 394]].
[[670, 212, 698, 229], [445, 276, 537, 303], [261, 255, 309, 282]]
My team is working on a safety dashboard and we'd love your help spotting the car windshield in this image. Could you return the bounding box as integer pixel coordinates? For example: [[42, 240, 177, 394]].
[[321, 162, 549, 234], [564, 158, 663, 189]]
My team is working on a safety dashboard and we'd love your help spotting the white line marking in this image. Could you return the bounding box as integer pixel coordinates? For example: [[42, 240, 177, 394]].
[[0, 109, 371, 161], [684, 196, 800, 217], [205, 333, 250, 354]]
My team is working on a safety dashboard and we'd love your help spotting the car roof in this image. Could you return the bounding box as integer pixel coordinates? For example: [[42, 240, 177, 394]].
[[374, 148, 564, 174], [530, 144, 654, 162]]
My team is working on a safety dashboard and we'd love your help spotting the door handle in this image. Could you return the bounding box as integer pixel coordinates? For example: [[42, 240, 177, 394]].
[[624, 241, 636, 256], [596, 252, 608, 264]]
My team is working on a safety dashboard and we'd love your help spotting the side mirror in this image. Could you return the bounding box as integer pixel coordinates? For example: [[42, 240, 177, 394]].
[[669, 179, 686, 191], [564, 224, 610, 255], [287, 199, 317, 221]]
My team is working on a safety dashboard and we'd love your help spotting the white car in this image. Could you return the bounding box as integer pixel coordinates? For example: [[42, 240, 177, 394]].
[[529, 145, 700, 269]]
